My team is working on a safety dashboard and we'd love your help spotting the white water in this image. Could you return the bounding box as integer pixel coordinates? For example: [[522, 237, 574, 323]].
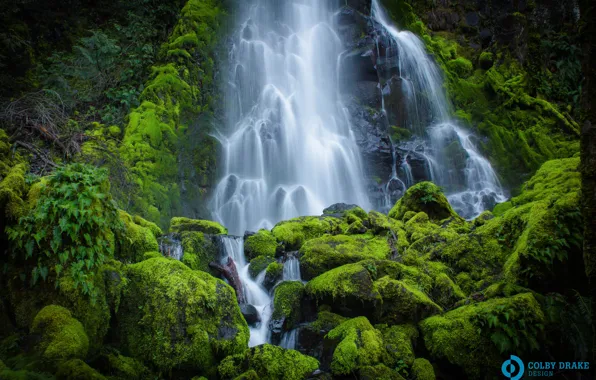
[[280, 328, 299, 350], [211, 0, 370, 236], [282, 255, 302, 282], [371, 0, 507, 218], [220, 236, 272, 347]]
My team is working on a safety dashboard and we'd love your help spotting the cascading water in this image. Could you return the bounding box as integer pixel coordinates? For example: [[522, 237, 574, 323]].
[[282, 254, 302, 282], [210, 0, 371, 347], [211, 0, 370, 236], [219, 236, 273, 347], [371, 0, 507, 219]]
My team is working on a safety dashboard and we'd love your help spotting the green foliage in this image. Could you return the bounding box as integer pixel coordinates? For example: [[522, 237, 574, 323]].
[[7, 164, 122, 299]]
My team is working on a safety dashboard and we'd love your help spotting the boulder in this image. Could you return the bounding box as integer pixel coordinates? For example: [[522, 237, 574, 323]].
[[389, 182, 461, 222], [375, 277, 442, 324], [117, 258, 248, 375]]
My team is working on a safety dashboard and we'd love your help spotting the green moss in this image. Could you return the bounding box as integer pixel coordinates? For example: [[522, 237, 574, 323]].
[[326, 317, 384, 375], [272, 216, 345, 250], [244, 230, 278, 260], [479, 52, 494, 69], [389, 182, 460, 222], [411, 358, 435, 380], [248, 256, 275, 278], [233, 370, 259, 380], [117, 210, 159, 263], [218, 344, 319, 380], [305, 263, 381, 315], [104, 353, 151, 379], [263, 262, 283, 289], [0, 163, 28, 222], [170, 217, 227, 234], [359, 364, 405, 379], [117, 258, 248, 374], [56, 359, 106, 380], [0, 369, 54, 380], [431, 273, 466, 308], [420, 293, 545, 377], [377, 324, 418, 367], [375, 276, 442, 324], [143, 251, 162, 260], [300, 234, 390, 280], [178, 230, 219, 273], [447, 57, 473, 78], [309, 311, 347, 332], [31, 305, 89, 363], [272, 281, 304, 330]]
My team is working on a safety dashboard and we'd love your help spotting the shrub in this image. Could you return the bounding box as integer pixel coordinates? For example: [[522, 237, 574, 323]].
[[7, 164, 122, 299]]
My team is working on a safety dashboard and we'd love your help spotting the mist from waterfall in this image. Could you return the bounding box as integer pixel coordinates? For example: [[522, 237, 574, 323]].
[[371, 0, 507, 218], [211, 0, 370, 236]]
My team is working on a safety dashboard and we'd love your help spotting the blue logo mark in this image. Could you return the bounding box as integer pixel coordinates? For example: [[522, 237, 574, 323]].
[[502, 355, 525, 380]]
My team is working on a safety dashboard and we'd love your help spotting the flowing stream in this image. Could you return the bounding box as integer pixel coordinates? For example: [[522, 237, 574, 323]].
[[371, 0, 507, 218]]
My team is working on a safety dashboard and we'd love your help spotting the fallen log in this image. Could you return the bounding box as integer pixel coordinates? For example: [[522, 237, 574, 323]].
[[209, 257, 245, 304]]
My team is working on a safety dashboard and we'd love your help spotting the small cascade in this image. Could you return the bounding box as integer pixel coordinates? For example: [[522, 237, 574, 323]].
[[280, 329, 299, 350], [371, 0, 507, 219], [158, 234, 183, 260], [219, 236, 272, 347], [282, 253, 302, 282]]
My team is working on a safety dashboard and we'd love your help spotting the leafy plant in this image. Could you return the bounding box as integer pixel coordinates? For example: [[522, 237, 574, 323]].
[[7, 163, 123, 299], [473, 304, 543, 354]]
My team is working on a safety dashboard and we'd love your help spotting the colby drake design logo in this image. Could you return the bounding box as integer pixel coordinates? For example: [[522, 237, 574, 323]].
[[501, 355, 590, 378]]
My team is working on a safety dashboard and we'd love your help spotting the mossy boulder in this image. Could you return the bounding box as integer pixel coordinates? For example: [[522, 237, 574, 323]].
[[377, 324, 418, 367], [300, 234, 391, 280], [244, 230, 278, 260], [263, 261, 283, 290], [272, 216, 345, 250], [117, 258, 248, 375], [305, 263, 381, 317], [271, 281, 304, 331], [101, 352, 152, 379], [375, 277, 442, 324], [431, 273, 466, 308], [118, 211, 160, 263], [389, 182, 460, 222], [218, 344, 319, 380], [359, 364, 405, 379], [56, 359, 106, 380], [420, 293, 545, 377], [411, 358, 435, 380], [249, 256, 275, 278], [0, 163, 28, 224], [170, 217, 227, 234], [31, 305, 89, 363], [178, 230, 220, 274], [326, 317, 385, 375]]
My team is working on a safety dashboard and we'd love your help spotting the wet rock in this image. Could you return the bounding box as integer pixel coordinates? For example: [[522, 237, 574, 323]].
[[240, 304, 260, 326]]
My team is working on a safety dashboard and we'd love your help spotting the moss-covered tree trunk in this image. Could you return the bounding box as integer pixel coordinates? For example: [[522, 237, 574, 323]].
[[580, 0, 596, 370]]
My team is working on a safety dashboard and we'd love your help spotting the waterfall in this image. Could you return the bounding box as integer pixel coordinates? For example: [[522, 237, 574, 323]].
[[371, 0, 507, 219], [219, 236, 273, 347], [211, 0, 370, 236], [282, 254, 302, 282], [280, 329, 299, 350]]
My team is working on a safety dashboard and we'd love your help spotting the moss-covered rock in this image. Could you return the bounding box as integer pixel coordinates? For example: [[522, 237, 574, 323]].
[[389, 182, 460, 222], [244, 230, 278, 260], [411, 358, 435, 380], [431, 273, 466, 309], [326, 317, 385, 375], [218, 344, 319, 380], [170, 217, 227, 234], [271, 281, 304, 331], [117, 258, 248, 375], [263, 262, 283, 290], [375, 276, 442, 324], [248, 256, 275, 278], [31, 305, 89, 363], [305, 263, 381, 317], [0, 163, 28, 224], [377, 324, 418, 367], [359, 364, 405, 379], [56, 359, 106, 380], [300, 234, 391, 280], [178, 230, 219, 274], [117, 210, 160, 263], [420, 293, 545, 377], [272, 216, 345, 250], [102, 352, 152, 379]]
